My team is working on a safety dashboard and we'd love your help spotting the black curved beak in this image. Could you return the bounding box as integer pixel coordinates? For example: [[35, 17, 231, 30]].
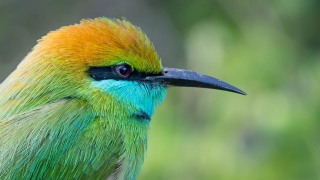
[[144, 67, 246, 95], [88, 66, 246, 95]]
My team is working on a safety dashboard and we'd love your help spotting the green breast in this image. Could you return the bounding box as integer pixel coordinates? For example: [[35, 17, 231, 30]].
[[0, 99, 148, 180]]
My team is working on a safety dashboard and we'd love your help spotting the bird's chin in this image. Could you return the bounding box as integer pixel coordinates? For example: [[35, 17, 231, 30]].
[[91, 79, 167, 120]]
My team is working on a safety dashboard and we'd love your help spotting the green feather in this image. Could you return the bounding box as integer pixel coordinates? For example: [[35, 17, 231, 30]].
[[0, 97, 157, 179]]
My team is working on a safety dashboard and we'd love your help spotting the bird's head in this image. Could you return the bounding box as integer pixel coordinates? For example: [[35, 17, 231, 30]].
[[12, 18, 245, 122]]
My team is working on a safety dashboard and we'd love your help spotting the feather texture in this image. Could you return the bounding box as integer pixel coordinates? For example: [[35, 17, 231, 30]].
[[0, 97, 155, 179], [0, 18, 166, 179]]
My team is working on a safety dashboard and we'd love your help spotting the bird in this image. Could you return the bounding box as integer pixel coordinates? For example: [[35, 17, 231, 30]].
[[0, 18, 246, 179]]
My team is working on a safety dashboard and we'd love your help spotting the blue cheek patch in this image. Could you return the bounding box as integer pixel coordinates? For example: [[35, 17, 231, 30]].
[[91, 80, 167, 118]]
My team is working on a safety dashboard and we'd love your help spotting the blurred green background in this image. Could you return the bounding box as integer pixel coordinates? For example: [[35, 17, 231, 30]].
[[1, 0, 319, 179]]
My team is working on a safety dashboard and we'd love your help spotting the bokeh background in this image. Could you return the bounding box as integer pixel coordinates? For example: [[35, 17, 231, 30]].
[[1, 0, 319, 179]]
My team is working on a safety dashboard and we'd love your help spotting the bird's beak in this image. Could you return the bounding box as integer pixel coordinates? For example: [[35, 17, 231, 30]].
[[144, 67, 246, 95]]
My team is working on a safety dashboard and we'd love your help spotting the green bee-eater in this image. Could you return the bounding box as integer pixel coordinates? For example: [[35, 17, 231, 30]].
[[0, 18, 245, 179]]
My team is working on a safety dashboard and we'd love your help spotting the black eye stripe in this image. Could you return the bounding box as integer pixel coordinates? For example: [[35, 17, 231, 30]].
[[88, 66, 114, 81], [87, 66, 161, 81]]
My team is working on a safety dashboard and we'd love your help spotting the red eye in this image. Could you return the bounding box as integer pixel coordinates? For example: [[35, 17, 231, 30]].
[[113, 64, 132, 78]]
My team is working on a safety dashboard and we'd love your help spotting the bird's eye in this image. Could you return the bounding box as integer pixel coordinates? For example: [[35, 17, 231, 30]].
[[113, 64, 132, 78]]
